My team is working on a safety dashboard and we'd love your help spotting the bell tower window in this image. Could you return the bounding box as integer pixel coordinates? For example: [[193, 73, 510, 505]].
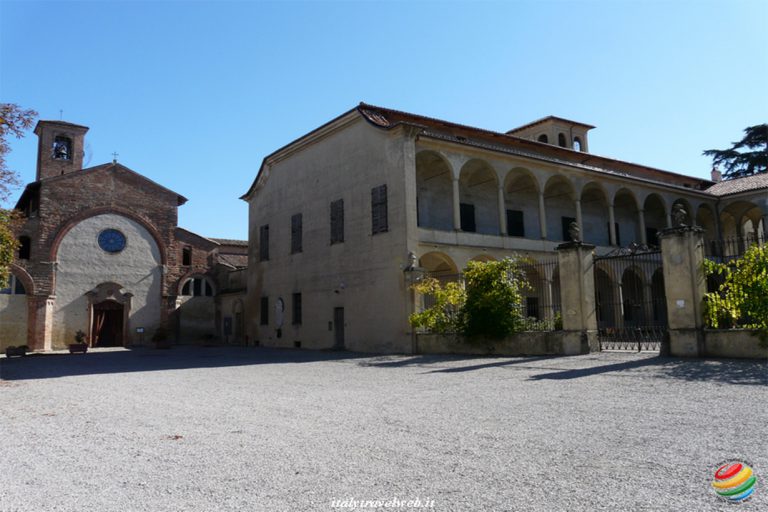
[[52, 136, 72, 160]]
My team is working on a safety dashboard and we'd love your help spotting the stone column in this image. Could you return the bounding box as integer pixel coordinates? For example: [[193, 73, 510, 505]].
[[556, 242, 598, 354], [575, 199, 583, 232], [497, 186, 507, 235], [639, 209, 647, 245], [538, 192, 547, 239], [658, 226, 706, 356], [452, 178, 461, 231], [665, 210, 673, 229], [542, 278, 554, 323], [27, 295, 54, 352], [608, 204, 617, 246]]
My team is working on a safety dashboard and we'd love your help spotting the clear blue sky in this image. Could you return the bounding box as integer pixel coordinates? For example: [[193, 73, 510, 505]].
[[2, 0, 766, 240]]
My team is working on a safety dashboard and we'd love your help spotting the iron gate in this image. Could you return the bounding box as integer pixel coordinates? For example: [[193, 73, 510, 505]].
[[594, 246, 667, 351]]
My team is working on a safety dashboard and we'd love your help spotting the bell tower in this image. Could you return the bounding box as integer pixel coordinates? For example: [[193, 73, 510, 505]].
[[34, 120, 89, 181]]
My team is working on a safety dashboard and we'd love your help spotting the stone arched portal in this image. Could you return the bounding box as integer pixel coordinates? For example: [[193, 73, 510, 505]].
[[86, 282, 132, 347]]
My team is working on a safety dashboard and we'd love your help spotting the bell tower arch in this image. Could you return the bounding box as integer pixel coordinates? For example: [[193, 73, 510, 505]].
[[34, 120, 89, 180]]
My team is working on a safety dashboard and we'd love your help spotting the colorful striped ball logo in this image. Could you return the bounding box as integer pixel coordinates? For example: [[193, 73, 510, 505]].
[[711, 461, 756, 502]]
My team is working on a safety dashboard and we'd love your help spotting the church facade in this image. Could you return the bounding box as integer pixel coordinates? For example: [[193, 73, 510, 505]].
[[1, 120, 247, 352], [242, 103, 767, 354]]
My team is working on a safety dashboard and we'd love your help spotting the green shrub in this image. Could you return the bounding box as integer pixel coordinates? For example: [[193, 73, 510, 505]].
[[409, 277, 464, 334], [704, 243, 768, 346]]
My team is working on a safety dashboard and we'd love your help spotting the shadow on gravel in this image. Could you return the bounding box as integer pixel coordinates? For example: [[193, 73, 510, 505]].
[[424, 356, 556, 373], [528, 355, 768, 386], [0, 346, 369, 381]]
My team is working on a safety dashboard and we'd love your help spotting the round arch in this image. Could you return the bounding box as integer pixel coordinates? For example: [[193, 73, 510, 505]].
[[459, 159, 500, 235], [178, 273, 217, 297], [416, 150, 454, 231], [49, 206, 167, 264], [543, 175, 576, 242], [419, 251, 458, 276], [9, 263, 35, 296], [503, 167, 540, 238], [614, 188, 641, 246], [580, 182, 610, 246]]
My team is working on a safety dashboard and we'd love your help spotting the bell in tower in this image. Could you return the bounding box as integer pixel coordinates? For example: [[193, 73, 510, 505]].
[[34, 120, 89, 181]]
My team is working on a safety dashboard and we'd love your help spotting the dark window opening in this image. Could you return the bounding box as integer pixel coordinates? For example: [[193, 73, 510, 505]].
[[526, 297, 540, 320], [573, 137, 582, 151], [506, 210, 525, 237], [537, 134, 548, 143], [371, 184, 388, 235], [181, 277, 212, 297], [52, 136, 72, 160], [291, 213, 303, 254], [260, 297, 269, 325], [460, 203, 476, 232], [259, 225, 269, 261], [292, 293, 302, 325], [18, 236, 31, 260], [14, 276, 25, 295], [562, 216, 576, 241], [558, 133, 567, 147], [182, 246, 192, 266], [330, 199, 344, 244], [646, 227, 659, 247]]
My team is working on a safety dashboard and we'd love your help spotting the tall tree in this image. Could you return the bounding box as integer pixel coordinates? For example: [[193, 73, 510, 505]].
[[1, 103, 38, 287], [703, 124, 768, 180]]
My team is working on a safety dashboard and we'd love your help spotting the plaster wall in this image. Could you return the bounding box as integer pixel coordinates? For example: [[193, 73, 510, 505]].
[[53, 214, 162, 348], [246, 119, 411, 353], [0, 295, 28, 350], [177, 295, 216, 342]]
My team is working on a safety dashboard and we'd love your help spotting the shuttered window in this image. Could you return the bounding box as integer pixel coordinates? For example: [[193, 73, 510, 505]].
[[330, 199, 344, 244], [259, 224, 269, 261], [291, 213, 302, 254], [371, 184, 388, 235]]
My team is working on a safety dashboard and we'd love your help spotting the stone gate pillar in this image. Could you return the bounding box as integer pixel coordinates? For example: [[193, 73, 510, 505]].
[[658, 226, 706, 356], [27, 295, 54, 352], [556, 241, 598, 354]]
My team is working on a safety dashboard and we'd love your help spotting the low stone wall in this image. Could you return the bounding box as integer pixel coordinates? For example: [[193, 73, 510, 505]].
[[702, 329, 768, 359], [416, 330, 590, 356]]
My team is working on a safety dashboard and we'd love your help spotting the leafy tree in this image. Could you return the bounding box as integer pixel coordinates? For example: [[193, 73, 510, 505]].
[[459, 257, 531, 340], [0, 103, 37, 286], [703, 244, 768, 346], [703, 124, 767, 180], [409, 277, 465, 334]]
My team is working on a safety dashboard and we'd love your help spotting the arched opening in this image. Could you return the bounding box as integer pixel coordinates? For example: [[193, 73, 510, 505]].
[[459, 159, 499, 234], [416, 151, 453, 231], [504, 168, 540, 239], [595, 268, 615, 328], [580, 183, 610, 246], [92, 300, 125, 347], [621, 268, 645, 326], [614, 189, 641, 246], [0, 274, 26, 295], [643, 194, 667, 247], [53, 136, 72, 160], [573, 137, 582, 152], [181, 276, 214, 297], [537, 134, 548, 143], [419, 252, 460, 311], [543, 175, 576, 242], [558, 133, 567, 147], [696, 204, 718, 243], [651, 268, 667, 326]]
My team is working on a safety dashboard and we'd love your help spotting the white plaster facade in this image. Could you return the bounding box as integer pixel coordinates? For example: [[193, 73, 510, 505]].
[[242, 104, 768, 354], [52, 213, 162, 348]]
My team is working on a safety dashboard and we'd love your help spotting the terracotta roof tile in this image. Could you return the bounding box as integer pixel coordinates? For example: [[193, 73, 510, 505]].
[[705, 173, 768, 196]]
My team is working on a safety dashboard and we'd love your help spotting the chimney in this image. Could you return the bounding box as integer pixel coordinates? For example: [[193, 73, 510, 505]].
[[711, 167, 722, 183]]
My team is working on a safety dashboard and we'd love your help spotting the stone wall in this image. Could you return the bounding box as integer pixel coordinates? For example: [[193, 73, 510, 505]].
[[417, 331, 585, 356]]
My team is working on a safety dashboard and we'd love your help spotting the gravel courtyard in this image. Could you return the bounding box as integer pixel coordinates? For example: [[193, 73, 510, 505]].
[[1, 346, 766, 511]]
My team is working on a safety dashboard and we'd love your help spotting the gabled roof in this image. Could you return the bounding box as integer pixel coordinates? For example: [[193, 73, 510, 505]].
[[506, 115, 596, 134], [15, 162, 187, 209], [705, 172, 768, 196], [241, 102, 713, 200], [211, 238, 248, 247], [175, 227, 219, 248]]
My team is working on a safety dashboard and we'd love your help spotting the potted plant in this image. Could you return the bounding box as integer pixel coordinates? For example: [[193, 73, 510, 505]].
[[69, 330, 88, 354], [5, 345, 28, 357]]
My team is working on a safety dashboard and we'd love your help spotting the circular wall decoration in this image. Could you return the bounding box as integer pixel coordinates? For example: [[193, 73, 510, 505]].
[[98, 229, 126, 253]]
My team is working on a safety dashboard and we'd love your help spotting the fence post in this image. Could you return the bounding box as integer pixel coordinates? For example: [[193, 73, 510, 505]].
[[658, 226, 706, 357], [556, 241, 598, 354]]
